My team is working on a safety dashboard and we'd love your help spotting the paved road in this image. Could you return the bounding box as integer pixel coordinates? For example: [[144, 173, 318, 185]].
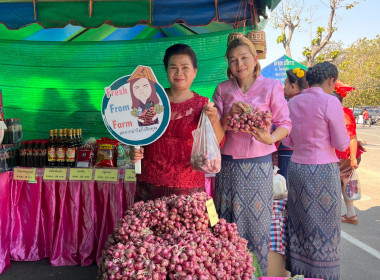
[[340, 125, 380, 279], [1, 127, 379, 280]]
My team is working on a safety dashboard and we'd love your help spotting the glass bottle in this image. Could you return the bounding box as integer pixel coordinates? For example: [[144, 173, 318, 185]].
[[19, 141, 27, 167], [33, 141, 41, 168], [40, 140, 48, 168], [47, 130, 57, 167], [56, 129, 66, 166], [65, 129, 76, 167], [78, 128, 83, 146], [26, 140, 34, 167]]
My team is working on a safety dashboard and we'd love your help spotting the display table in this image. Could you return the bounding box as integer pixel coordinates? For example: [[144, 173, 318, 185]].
[[0, 168, 136, 274]]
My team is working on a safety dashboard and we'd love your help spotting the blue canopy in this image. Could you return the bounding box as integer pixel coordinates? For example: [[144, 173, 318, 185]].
[[261, 55, 308, 85], [0, 0, 281, 30]]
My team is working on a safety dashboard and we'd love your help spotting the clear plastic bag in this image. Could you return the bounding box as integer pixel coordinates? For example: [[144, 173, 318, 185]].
[[344, 169, 361, 201], [190, 111, 221, 174], [273, 166, 287, 199]]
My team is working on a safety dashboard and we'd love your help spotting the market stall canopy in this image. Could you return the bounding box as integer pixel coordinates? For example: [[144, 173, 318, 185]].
[[261, 55, 308, 85], [0, 0, 280, 30], [0, 1, 282, 140], [335, 80, 355, 97], [0, 21, 244, 41]]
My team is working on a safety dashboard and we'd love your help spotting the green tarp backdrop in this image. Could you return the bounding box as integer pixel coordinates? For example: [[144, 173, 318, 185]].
[[0, 28, 249, 140]]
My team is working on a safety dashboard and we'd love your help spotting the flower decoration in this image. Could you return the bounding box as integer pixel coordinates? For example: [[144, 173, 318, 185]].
[[292, 68, 305, 78]]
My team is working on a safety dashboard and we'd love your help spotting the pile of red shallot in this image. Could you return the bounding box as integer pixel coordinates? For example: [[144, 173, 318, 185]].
[[190, 152, 221, 174], [227, 106, 272, 133], [98, 192, 254, 280]]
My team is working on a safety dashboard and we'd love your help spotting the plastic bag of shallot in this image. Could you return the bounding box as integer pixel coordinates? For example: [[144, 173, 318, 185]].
[[190, 111, 221, 174]]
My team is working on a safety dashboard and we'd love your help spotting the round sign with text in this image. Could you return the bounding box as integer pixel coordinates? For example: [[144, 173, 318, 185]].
[[102, 66, 170, 146]]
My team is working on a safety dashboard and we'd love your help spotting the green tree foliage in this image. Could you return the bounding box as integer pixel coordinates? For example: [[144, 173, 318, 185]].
[[315, 41, 344, 64], [271, 0, 361, 67], [337, 36, 380, 107]]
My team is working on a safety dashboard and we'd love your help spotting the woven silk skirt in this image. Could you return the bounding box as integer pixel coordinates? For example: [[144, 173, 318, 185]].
[[215, 154, 273, 276], [286, 161, 341, 280]]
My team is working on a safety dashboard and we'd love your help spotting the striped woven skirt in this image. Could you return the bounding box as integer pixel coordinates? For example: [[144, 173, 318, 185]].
[[286, 161, 341, 280], [215, 154, 273, 276], [270, 199, 287, 255]]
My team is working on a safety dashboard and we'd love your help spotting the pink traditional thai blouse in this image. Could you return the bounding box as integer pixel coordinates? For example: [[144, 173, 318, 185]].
[[213, 75, 292, 159], [282, 87, 350, 164]]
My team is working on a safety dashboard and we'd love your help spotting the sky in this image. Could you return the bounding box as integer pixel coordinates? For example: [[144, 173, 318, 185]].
[[259, 0, 380, 68]]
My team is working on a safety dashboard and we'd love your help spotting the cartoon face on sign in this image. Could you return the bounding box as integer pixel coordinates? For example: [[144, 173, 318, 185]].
[[128, 67, 165, 127], [102, 66, 170, 146]]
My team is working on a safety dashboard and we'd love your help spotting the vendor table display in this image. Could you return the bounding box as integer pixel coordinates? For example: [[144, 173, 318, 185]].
[[0, 168, 136, 274]]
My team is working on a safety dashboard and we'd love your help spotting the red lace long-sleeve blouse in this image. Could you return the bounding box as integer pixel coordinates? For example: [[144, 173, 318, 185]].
[[336, 107, 362, 159], [137, 93, 209, 188]]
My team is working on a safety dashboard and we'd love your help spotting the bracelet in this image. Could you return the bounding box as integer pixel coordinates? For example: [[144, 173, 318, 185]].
[[350, 158, 356, 161], [269, 134, 276, 145]]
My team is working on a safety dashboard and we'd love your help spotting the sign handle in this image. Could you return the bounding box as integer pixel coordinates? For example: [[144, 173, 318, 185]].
[[134, 145, 141, 174]]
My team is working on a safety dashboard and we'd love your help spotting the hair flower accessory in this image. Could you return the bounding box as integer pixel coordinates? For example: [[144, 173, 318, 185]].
[[292, 68, 305, 78]]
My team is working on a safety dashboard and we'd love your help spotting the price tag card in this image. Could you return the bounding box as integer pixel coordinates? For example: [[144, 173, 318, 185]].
[[43, 168, 67, 180], [206, 198, 219, 227], [69, 168, 93, 181], [13, 168, 36, 182], [94, 169, 118, 182], [124, 169, 136, 182]]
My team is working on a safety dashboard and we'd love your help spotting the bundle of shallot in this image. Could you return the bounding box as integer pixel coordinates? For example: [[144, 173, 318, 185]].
[[98, 192, 254, 280], [227, 106, 272, 133]]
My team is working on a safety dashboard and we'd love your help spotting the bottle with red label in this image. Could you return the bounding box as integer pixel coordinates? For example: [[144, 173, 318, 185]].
[[19, 141, 27, 167], [26, 141, 34, 167], [65, 129, 76, 167], [47, 130, 57, 166], [33, 141, 41, 167], [40, 140, 48, 167], [56, 129, 66, 166]]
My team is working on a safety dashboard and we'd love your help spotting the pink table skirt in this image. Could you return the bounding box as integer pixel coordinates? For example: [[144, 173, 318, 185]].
[[0, 169, 136, 274]]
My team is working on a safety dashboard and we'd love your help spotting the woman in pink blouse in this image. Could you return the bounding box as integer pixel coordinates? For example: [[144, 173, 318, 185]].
[[212, 37, 292, 276], [282, 62, 350, 280]]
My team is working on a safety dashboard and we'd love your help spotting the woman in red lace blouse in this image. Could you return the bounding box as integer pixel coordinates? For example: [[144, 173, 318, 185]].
[[130, 44, 224, 202], [334, 92, 363, 224]]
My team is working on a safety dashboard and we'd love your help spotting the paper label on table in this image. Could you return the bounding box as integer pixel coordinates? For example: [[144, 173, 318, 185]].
[[94, 169, 118, 182], [124, 169, 136, 182], [13, 168, 36, 182], [43, 168, 67, 180], [69, 168, 93, 181], [206, 198, 219, 227]]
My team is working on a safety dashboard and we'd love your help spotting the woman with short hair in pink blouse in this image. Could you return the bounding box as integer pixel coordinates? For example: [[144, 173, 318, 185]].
[[212, 37, 292, 276], [282, 62, 350, 280]]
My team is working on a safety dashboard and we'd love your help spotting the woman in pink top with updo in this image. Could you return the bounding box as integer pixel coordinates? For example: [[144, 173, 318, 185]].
[[212, 37, 292, 276], [282, 62, 349, 280]]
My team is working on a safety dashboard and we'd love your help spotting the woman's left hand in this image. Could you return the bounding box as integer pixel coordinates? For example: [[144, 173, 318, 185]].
[[350, 158, 359, 169], [204, 102, 219, 125], [250, 126, 274, 145]]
